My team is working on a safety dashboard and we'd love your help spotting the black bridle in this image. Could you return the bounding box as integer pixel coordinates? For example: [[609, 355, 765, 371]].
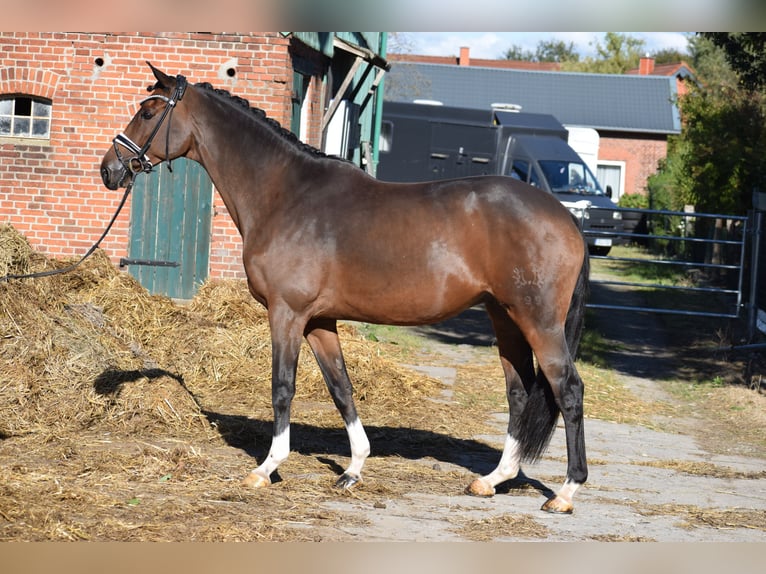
[[112, 74, 188, 184]]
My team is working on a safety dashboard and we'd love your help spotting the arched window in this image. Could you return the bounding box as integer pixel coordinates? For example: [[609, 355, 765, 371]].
[[0, 95, 52, 140]]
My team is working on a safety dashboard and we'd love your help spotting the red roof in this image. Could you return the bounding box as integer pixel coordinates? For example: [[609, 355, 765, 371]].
[[626, 61, 696, 77]]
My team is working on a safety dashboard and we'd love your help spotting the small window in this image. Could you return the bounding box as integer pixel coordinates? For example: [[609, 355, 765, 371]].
[[0, 96, 52, 140]]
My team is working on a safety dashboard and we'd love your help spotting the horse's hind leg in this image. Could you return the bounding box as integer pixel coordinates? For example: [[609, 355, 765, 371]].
[[531, 333, 587, 514], [466, 300, 536, 496], [305, 319, 370, 489]]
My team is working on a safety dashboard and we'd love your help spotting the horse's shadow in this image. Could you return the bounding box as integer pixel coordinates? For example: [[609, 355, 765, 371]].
[[93, 367, 554, 497]]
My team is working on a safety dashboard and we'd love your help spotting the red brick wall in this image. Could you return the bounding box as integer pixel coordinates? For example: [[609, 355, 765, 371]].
[[0, 32, 293, 281], [599, 133, 668, 197], [301, 75, 326, 148]]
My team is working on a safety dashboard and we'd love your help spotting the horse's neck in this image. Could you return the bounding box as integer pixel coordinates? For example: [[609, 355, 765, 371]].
[[189, 101, 295, 233]]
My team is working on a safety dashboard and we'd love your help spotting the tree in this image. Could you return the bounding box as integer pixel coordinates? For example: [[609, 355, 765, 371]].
[[503, 44, 534, 61], [687, 33, 739, 90], [562, 33, 645, 73], [386, 32, 415, 55], [647, 34, 766, 216], [652, 48, 690, 65], [701, 33, 766, 91], [534, 40, 580, 63], [503, 40, 578, 63], [672, 87, 766, 214]]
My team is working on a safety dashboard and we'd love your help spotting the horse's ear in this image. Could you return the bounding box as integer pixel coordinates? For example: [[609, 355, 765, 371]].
[[146, 61, 173, 90]]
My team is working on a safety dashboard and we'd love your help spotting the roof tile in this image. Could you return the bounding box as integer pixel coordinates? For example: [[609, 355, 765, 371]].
[[384, 62, 681, 134]]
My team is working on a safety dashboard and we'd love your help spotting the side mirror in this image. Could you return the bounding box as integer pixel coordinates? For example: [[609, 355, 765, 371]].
[[606, 185, 613, 198]]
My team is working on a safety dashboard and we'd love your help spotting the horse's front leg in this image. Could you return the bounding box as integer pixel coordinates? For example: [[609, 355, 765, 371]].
[[305, 319, 370, 489], [243, 306, 304, 488]]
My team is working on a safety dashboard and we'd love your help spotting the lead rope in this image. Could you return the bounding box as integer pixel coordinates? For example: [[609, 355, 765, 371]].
[[0, 181, 133, 282]]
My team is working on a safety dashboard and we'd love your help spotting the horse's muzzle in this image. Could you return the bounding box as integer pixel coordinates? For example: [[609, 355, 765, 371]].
[[100, 160, 127, 190]]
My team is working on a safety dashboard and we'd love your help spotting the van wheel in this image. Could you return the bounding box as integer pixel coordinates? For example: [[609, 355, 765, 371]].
[[589, 245, 611, 256]]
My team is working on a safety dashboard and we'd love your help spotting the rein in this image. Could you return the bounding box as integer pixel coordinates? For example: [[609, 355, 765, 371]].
[[1, 182, 133, 282], [1, 74, 188, 283]]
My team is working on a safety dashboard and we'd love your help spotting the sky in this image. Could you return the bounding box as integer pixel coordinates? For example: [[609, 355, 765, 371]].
[[396, 32, 693, 60]]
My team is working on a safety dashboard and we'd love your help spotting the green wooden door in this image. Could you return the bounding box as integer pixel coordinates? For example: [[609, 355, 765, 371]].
[[127, 159, 213, 299]]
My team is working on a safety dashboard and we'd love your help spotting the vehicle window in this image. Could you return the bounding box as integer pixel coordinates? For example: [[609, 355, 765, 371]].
[[539, 161, 568, 191], [508, 159, 529, 181], [540, 160, 603, 195], [529, 166, 543, 188], [582, 167, 602, 192], [568, 164, 585, 187]]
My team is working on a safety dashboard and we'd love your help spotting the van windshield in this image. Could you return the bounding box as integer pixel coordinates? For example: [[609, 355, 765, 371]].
[[539, 160, 605, 196]]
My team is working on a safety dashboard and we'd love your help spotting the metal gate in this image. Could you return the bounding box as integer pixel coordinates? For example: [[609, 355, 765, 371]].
[[584, 205, 755, 321]]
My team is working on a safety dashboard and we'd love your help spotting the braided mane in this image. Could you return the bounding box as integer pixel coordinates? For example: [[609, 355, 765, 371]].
[[194, 82, 337, 161]]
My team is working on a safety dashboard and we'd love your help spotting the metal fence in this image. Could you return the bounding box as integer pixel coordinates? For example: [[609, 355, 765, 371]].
[[583, 206, 754, 321]]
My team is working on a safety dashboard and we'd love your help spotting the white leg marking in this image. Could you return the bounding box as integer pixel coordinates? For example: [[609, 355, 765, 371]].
[[467, 434, 522, 496], [541, 477, 581, 513], [557, 478, 580, 504], [253, 426, 290, 479], [481, 434, 522, 488], [344, 417, 370, 478]]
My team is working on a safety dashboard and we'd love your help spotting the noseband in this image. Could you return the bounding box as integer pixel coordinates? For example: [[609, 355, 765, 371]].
[[112, 74, 188, 182]]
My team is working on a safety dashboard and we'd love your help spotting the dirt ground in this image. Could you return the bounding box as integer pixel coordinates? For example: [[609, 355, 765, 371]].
[[314, 304, 766, 542], [1, 239, 765, 542]]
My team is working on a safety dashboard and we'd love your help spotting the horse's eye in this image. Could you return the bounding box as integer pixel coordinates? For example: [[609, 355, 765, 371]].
[[141, 109, 154, 120]]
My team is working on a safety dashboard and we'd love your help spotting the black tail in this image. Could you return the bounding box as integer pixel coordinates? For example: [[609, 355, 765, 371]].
[[564, 242, 590, 358], [518, 242, 589, 462]]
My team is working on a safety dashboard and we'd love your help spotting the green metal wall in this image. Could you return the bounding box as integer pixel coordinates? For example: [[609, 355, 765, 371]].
[[291, 32, 388, 173]]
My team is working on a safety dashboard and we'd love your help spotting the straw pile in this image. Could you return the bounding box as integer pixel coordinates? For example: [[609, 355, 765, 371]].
[[0, 223, 470, 541], [0, 223, 444, 443]]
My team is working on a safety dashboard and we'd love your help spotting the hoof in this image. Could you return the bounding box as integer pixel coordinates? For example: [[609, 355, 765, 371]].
[[242, 472, 271, 488], [335, 473, 360, 490], [541, 496, 573, 514], [465, 477, 495, 498]]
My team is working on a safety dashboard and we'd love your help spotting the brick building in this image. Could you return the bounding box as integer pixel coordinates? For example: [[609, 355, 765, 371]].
[[1, 32, 388, 297]]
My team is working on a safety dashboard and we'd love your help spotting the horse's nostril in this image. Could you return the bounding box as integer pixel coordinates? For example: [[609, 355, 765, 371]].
[[101, 166, 111, 187]]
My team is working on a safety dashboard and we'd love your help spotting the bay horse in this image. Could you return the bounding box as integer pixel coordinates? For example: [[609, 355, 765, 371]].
[[100, 63, 590, 514]]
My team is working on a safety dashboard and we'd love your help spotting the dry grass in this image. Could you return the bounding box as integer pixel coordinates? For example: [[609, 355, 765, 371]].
[[447, 357, 675, 428], [635, 459, 766, 480], [635, 503, 766, 532], [690, 384, 766, 457], [450, 513, 550, 541], [589, 534, 657, 542], [580, 362, 676, 425]]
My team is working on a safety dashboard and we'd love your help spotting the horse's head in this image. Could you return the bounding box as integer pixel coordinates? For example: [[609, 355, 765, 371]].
[[100, 63, 194, 190]]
